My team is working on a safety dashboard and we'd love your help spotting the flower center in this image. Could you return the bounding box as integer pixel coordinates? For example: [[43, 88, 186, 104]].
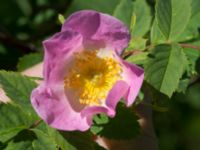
[[64, 50, 122, 105]]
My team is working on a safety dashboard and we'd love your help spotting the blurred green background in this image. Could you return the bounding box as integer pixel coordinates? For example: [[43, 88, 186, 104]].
[[0, 0, 200, 150]]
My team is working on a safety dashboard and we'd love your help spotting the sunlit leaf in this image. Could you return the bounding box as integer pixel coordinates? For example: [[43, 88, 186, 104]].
[[0, 104, 35, 143], [145, 44, 187, 97], [113, 0, 133, 27], [156, 0, 191, 41], [131, 0, 152, 37], [0, 71, 37, 114]]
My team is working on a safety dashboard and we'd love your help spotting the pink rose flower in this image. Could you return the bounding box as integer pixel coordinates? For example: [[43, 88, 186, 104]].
[[31, 10, 144, 131]]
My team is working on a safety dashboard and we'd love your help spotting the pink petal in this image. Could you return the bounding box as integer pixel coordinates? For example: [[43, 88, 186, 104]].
[[0, 88, 10, 103], [121, 61, 144, 106], [105, 80, 130, 116], [81, 80, 129, 120], [22, 63, 43, 78], [31, 84, 90, 131], [107, 52, 144, 107], [31, 30, 91, 131], [62, 10, 130, 55], [42, 30, 83, 83], [31, 11, 143, 132]]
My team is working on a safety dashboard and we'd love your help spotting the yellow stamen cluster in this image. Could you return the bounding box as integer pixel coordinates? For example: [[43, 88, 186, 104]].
[[64, 50, 122, 105]]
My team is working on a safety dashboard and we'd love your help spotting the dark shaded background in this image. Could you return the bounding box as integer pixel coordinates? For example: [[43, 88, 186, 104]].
[[0, 0, 200, 150]]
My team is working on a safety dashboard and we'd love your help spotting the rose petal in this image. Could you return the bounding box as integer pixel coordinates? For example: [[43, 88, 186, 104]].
[[81, 80, 129, 121], [108, 52, 144, 107], [22, 63, 43, 78], [0, 88, 10, 103], [105, 80, 129, 116], [121, 60, 144, 106], [43, 30, 83, 83], [62, 10, 130, 55], [31, 30, 91, 131], [31, 11, 143, 132], [31, 84, 90, 131]]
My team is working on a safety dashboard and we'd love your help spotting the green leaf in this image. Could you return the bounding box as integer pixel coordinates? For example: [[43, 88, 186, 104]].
[[2, 120, 88, 150], [91, 103, 140, 140], [126, 52, 149, 65], [191, 0, 200, 16], [113, 0, 133, 27], [150, 19, 166, 44], [58, 14, 65, 25], [90, 126, 103, 135], [90, 114, 109, 135], [183, 41, 200, 74], [0, 104, 35, 143], [32, 129, 58, 150], [17, 53, 43, 71], [59, 131, 98, 150], [47, 127, 77, 150], [4, 129, 57, 150], [184, 42, 200, 62], [93, 114, 109, 125], [145, 44, 187, 97], [0, 71, 37, 113], [131, 0, 152, 37], [156, 0, 191, 41], [66, 0, 121, 15], [177, 12, 200, 41], [127, 37, 147, 50], [176, 78, 190, 93], [130, 13, 136, 33], [39, 124, 100, 150]]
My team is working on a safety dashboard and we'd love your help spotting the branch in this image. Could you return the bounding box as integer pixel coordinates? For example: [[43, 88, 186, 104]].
[[180, 43, 200, 50], [0, 31, 36, 53], [188, 76, 200, 88], [122, 50, 143, 59], [29, 119, 43, 128], [122, 43, 200, 60]]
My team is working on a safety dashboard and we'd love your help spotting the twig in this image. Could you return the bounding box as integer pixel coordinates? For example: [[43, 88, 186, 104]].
[[122, 42, 200, 59], [29, 119, 43, 128], [188, 76, 200, 88], [180, 43, 200, 50], [122, 50, 143, 59], [0, 31, 36, 53]]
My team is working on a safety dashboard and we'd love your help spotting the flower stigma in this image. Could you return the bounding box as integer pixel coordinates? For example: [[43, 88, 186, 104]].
[[64, 50, 122, 105]]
